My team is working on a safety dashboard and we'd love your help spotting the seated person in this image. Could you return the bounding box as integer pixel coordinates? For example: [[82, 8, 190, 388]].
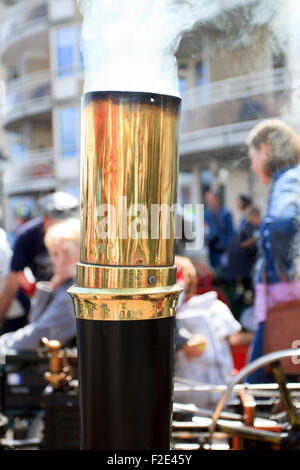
[[0, 191, 79, 334], [0, 218, 79, 358], [175, 255, 207, 358], [174, 290, 242, 409], [174, 256, 242, 408]]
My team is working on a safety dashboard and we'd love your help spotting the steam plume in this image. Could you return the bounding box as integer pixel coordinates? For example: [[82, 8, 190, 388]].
[[78, 0, 285, 97]]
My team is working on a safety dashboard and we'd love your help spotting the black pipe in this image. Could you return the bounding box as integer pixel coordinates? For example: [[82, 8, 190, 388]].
[[76, 317, 175, 450]]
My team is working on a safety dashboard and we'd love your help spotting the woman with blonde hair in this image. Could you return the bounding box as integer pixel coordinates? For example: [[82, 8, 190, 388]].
[[246, 119, 300, 382], [0, 218, 79, 356]]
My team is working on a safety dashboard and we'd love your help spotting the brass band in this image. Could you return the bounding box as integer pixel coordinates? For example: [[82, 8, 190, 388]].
[[76, 263, 177, 289], [69, 92, 182, 321], [68, 283, 183, 321]]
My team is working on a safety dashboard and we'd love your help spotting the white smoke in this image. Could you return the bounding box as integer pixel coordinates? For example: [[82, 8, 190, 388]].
[[78, 0, 285, 97], [78, 0, 224, 96]]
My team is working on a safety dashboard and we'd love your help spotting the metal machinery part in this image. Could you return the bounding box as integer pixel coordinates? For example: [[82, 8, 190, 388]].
[[0, 341, 79, 450], [209, 348, 300, 449], [68, 91, 183, 450], [173, 348, 300, 450], [1, 344, 300, 450], [38, 337, 77, 390]]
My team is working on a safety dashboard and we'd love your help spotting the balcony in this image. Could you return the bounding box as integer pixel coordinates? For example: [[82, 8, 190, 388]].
[[0, 0, 48, 65], [2, 70, 51, 128], [3, 147, 56, 195], [180, 67, 294, 157]]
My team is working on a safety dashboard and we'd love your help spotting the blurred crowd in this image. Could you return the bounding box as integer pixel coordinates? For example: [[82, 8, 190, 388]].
[[0, 192, 79, 356], [175, 118, 300, 406], [0, 118, 300, 409]]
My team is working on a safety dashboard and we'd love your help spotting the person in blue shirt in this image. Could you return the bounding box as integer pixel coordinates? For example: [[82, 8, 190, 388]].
[[245, 119, 300, 383], [227, 205, 261, 287], [236, 194, 253, 230], [204, 189, 234, 274]]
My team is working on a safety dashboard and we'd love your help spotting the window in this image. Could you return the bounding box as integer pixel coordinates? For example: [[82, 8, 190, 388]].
[[9, 132, 29, 162], [196, 61, 204, 87], [178, 76, 187, 95], [56, 26, 76, 76], [179, 172, 193, 205], [79, 27, 84, 70], [272, 50, 286, 69], [59, 106, 79, 158], [79, 48, 84, 70], [200, 169, 212, 199], [11, 196, 34, 222], [0, 80, 5, 105]]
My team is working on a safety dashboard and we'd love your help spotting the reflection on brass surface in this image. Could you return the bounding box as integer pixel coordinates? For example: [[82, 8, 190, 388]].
[[80, 92, 180, 267], [68, 284, 182, 321], [76, 263, 177, 289], [39, 337, 74, 390], [69, 91, 182, 321]]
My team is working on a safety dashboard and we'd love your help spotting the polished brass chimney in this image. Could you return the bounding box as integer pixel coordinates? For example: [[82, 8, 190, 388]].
[[69, 91, 182, 450]]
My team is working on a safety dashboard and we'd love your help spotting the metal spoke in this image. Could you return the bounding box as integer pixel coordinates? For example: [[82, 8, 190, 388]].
[[270, 361, 300, 428], [209, 349, 300, 446], [173, 402, 242, 421], [215, 419, 287, 445]]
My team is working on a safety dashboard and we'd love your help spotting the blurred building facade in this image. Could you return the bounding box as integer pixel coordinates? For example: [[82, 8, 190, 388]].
[[0, 0, 7, 226], [177, 0, 297, 231], [0, 0, 82, 231], [0, 0, 299, 236]]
